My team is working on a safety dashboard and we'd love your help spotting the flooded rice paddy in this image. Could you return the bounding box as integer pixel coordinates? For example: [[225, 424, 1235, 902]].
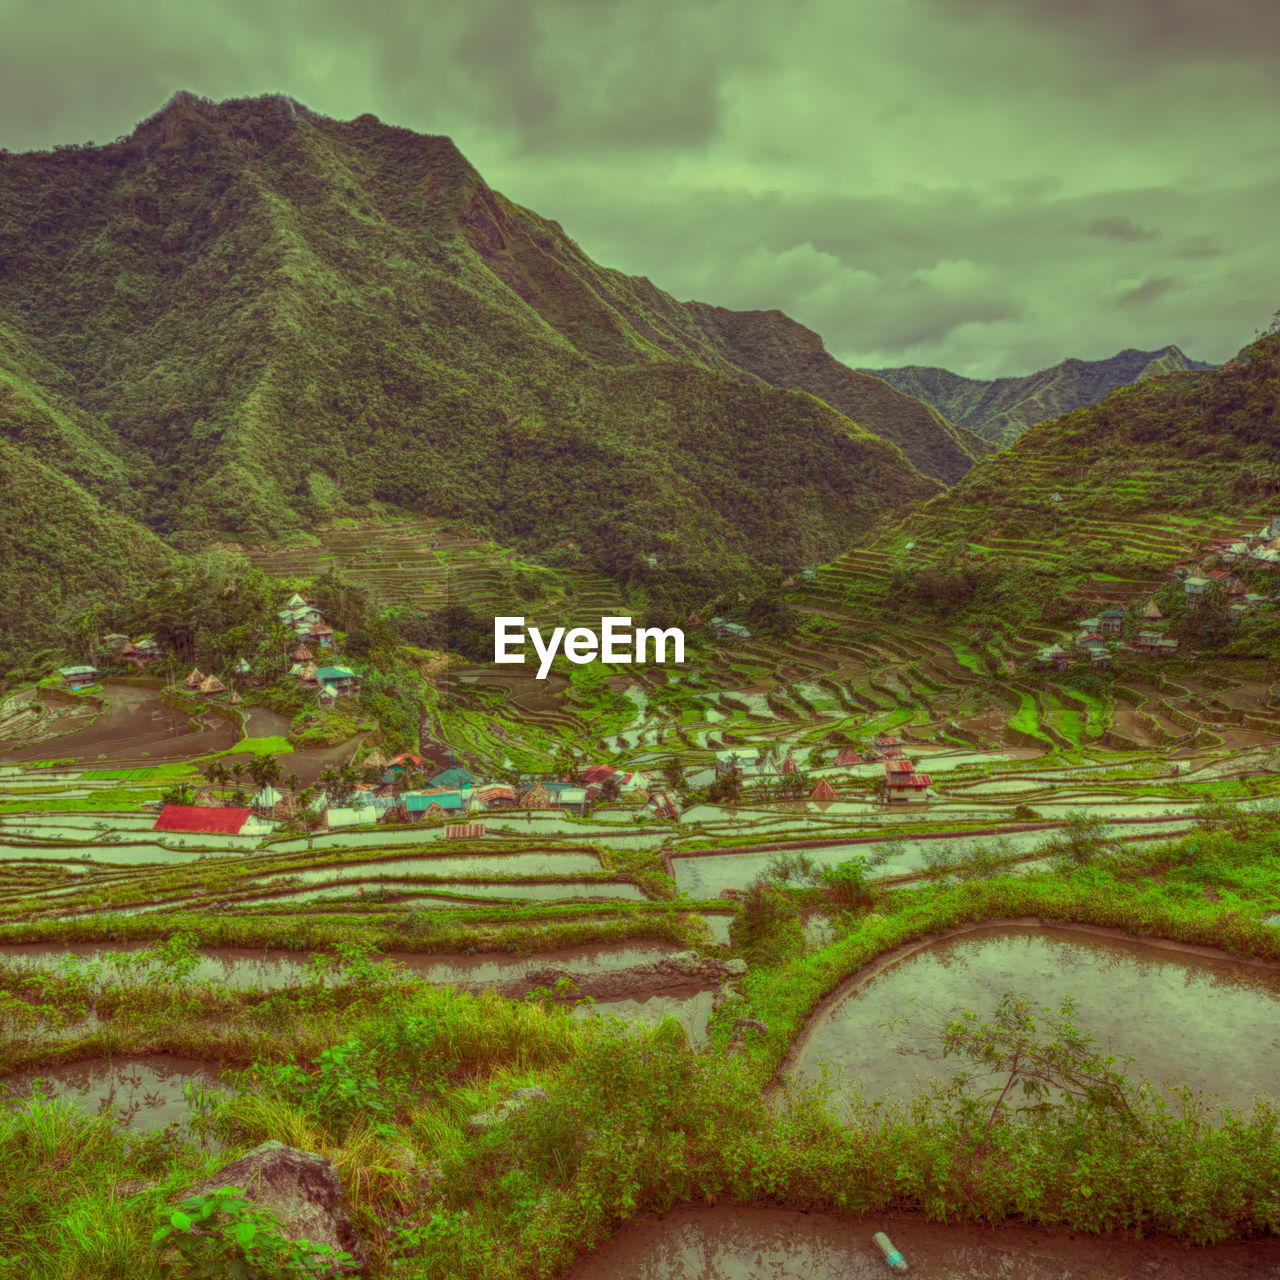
[[0, 1056, 225, 1134], [576, 987, 717, 1047], [0, 940, 679, 990], [791, 925, 1280, 1114], [563, 1205, 1280, 1280], [670, 822, 1192, 897]]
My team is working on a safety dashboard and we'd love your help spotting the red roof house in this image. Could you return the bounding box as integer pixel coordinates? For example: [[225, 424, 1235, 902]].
[[885, 773, 932, 801], [153, 805, 253, 835], [579, 765, 618, 784], [833, 748, 862, 766], [809, 778, 837, 800]]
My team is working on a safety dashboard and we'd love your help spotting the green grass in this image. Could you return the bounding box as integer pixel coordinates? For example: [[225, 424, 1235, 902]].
[[221, 736, 293, 757]]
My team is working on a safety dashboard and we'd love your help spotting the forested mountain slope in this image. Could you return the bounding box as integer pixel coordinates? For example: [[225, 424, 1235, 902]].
[[684, 303, 993, 484], [0, 91, 941, 597]]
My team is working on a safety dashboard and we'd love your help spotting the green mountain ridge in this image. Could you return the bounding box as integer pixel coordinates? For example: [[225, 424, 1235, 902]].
[[0, 90, 950, 638], [683, 303, 994, 484], [863, 345, 1217, 445]]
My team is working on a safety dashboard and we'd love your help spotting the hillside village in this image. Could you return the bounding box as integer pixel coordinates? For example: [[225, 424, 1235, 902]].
[[1033, 515, 1280, 673]]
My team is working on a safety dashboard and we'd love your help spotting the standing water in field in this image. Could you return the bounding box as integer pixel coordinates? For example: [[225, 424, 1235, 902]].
[[563, 1205, 1280, 1279], [791, 925, 1280, 1115]]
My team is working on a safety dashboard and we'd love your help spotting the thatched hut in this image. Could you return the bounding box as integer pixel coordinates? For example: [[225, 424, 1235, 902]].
[[809, 778, 837, 800], [518, 783, 553, 810], [199, 675, 227, 695], [183, 668, 205, 689]]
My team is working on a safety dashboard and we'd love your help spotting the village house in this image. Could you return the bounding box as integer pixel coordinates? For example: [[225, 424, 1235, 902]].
[[314, 664, 358, 695], [1183, 576, 1211, 599], [58, 665, 97, 688], [153, 805, 273, 837], [1096, 609, 1126, 636], [1133, 630, 1180, 656], [406, 790, 465, 820], [542, 781, 588, 814], [709, 616, 753, 641], [1034, 643, 1072, 671], [884, 757, 931, 802]]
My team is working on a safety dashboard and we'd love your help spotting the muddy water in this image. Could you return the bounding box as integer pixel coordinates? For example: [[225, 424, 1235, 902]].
[[231, 879, 648, 906], [563, 1205, 1280, 1279], [0, 941, 679, 990], [0, 1056, 225, 1133], [576, 987, 717, 1047], [257, 852, 602, 883], [671, 823, 1192, 897], [0, 685, 238, 764], [0, 844, 235, 866], [793, 925, 1280, 1114]]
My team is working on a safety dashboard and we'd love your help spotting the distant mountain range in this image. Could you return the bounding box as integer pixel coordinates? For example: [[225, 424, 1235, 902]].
[[863, 346, 1217, 445], [0, 91, 998, 648]]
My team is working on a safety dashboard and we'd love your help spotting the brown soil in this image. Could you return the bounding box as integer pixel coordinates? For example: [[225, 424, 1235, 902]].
[[0, 685, 238, 764], [485, 955, 737, 1003]]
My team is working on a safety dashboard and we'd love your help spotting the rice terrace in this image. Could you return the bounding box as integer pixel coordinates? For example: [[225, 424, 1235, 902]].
[[4, 500, 1280, 1277]]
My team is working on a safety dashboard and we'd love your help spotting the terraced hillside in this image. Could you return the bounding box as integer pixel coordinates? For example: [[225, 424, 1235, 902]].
[[240, 518, 629, 629], [803, 327, 1280, 631]]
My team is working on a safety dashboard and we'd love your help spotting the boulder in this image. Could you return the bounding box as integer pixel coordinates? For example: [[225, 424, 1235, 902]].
[[466, 1085, 549, 1135], [664, 950, 704, 977], [465, 1111, 500, 1134], [722, 958, 748, 977], [178, 1140, 364, 1273]]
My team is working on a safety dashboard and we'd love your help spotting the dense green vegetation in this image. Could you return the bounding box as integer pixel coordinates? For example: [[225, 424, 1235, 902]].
[[684, 302, 992, 483], [5, 815, 1280, 1276]]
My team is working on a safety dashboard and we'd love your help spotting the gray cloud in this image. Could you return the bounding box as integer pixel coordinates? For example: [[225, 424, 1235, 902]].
[[1115, 277, 1177, 308], [1084, 216, 1157, 241], [930, 0, 1280, 65]]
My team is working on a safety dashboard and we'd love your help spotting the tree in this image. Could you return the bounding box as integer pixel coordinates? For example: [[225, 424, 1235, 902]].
[[707, 770, 742, 805]]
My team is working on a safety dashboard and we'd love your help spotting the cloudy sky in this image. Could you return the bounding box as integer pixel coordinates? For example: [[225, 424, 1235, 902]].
[[2, 0, 1275, 376]]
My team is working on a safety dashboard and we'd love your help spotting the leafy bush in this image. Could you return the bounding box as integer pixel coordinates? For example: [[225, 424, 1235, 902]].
[[152, 1187, 355, 1279]]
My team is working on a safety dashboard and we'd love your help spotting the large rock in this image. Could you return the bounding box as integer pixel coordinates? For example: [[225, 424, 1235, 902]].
[[465, 1084, 550, 1136], [664, 950, 705, 977], [179, 1140, 365, 1273]]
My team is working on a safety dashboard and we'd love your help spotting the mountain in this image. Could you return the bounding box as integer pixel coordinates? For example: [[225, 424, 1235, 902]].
[[0, 91, 944, 619], [684, 304, 993, 484], [863, 346, 1217, 445], [812, 330, 1280, 627], [0, 442, 173, 652]]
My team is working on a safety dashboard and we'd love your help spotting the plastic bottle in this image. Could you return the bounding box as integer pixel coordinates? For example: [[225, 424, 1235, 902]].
[[872, 1231, 909, 1272]]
